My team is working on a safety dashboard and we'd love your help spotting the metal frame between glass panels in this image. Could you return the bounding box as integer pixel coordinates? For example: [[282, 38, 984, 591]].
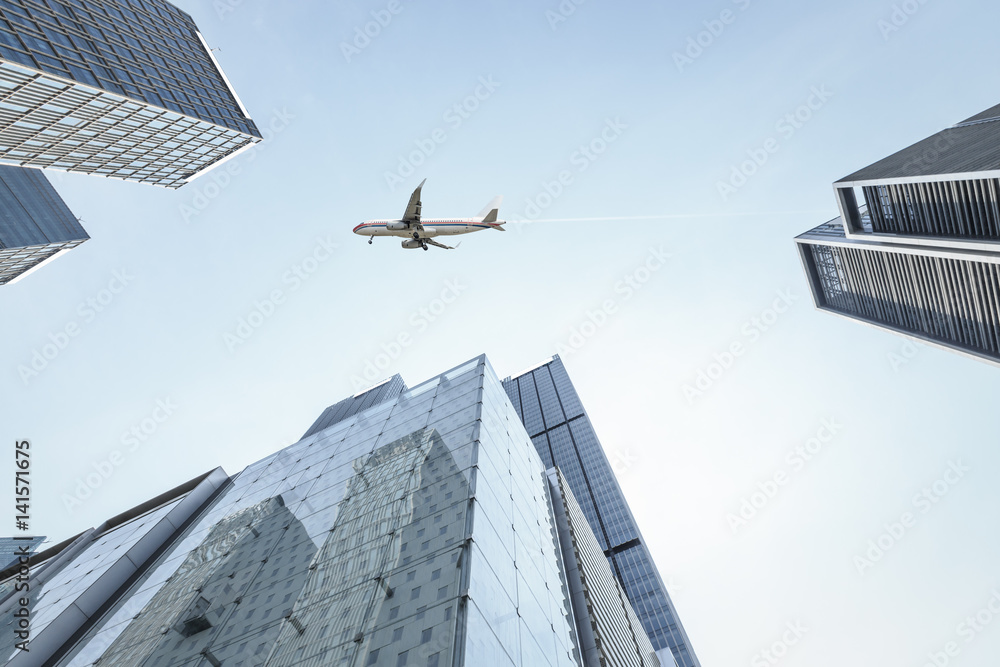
[[0, 60, 257, 187], [0, 236, 83, 283], [805, 241, 1000, 359]]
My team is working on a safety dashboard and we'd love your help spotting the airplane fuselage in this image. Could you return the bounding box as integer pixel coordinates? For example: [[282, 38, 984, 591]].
[[356, 180, 504, 250], [352, 218, 503, 239]]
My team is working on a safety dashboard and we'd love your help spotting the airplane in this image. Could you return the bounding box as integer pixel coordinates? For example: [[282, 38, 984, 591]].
[[353, 179, 505, 250]]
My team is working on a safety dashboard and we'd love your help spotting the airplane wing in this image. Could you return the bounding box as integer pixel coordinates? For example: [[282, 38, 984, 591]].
[[424, 238, 455, 250], [402, 178, 426, 226]]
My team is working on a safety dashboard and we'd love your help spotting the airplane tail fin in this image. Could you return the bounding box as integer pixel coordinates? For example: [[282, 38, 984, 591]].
[[477, 195, 503, 221]]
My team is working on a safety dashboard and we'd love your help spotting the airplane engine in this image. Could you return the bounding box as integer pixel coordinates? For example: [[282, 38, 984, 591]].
[[386, 221, 409, 231], [401, 239, 423, 249]]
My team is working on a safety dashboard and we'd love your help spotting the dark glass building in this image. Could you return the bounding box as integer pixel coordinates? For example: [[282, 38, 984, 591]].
[[0, 0, 261, 188], [503, 356, 699, 667], [796, 102, 1000, 367], [0, 536, 44, 571], [0, 163, 87, 285]]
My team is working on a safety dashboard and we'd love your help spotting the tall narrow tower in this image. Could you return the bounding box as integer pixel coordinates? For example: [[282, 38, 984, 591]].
[[0, 163, 87, 284], [796, 103, 1000, 366], [503, 356, 700, 667]]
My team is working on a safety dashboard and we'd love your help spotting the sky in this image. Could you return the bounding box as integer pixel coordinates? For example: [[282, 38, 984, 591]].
[[3, 0, 1000, 665]]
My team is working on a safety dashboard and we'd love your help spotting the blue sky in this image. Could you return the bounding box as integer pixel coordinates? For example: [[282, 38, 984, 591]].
[[4, 0, 1000, 665]]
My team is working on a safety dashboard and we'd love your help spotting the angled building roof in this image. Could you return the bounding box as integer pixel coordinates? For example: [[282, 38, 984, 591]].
[[837, 106, 1000, 183], [300, 374, 408, 439]]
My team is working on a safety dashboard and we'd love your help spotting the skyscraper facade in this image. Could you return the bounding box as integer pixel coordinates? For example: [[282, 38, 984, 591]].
[[0, 536, 44, 571], [0, 163, 87, 285], [548, 468, 661, 667], [796, 103, 1000, 366], [0, 0, 260, 188], [0, 356, 668, 666], [301, 374, 408, 440], [502, 356, 700, 667]]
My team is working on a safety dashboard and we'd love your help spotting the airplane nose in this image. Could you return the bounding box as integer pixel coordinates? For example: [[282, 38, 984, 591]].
[[353, 222, 365, 234]]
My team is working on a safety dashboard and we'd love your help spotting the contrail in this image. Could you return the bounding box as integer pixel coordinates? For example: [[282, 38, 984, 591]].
[[507, 211, 832, 224]]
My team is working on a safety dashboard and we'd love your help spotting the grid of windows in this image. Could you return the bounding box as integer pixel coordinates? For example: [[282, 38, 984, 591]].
[[7, 357, 676, 665], [549, 468, 661, 667], [0, 235, 82, 282], [0, 536, 44, 571], [0, 162, 86, 283], [503, 357, 701, 667], [0, 60, 255, 187], [0, 163, 83, 244], [0, 497, 184, 663], [59, 356, 580, 667], [0, 0, 260, 188], [301, 375, 408, 439], [0, 0, 257, 136]]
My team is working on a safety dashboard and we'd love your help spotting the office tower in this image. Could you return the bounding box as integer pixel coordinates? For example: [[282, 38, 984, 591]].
[[503, 357, 699, 667], [548, 468, 661, 667], [0, 164, 87, 285], [0, 356, 666, 666], [0, 0, 260, 188], [301, 374, 408, 439], [0, 536, 44, 571], [796, 103, 1000, 366]]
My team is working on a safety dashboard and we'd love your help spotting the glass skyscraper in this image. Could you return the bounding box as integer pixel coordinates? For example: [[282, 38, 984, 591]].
[[0, 0, 260, 188], [301, 375, 408, 440], [796, 102, 1000, 366], [0, 536, 44, 571], [0, 356, 667, 666], [0, 163, 87, 285], [503, 357, 699, 667]]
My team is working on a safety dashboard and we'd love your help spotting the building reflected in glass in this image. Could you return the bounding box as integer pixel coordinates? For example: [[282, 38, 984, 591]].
[[1, 356, 675, 666]]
